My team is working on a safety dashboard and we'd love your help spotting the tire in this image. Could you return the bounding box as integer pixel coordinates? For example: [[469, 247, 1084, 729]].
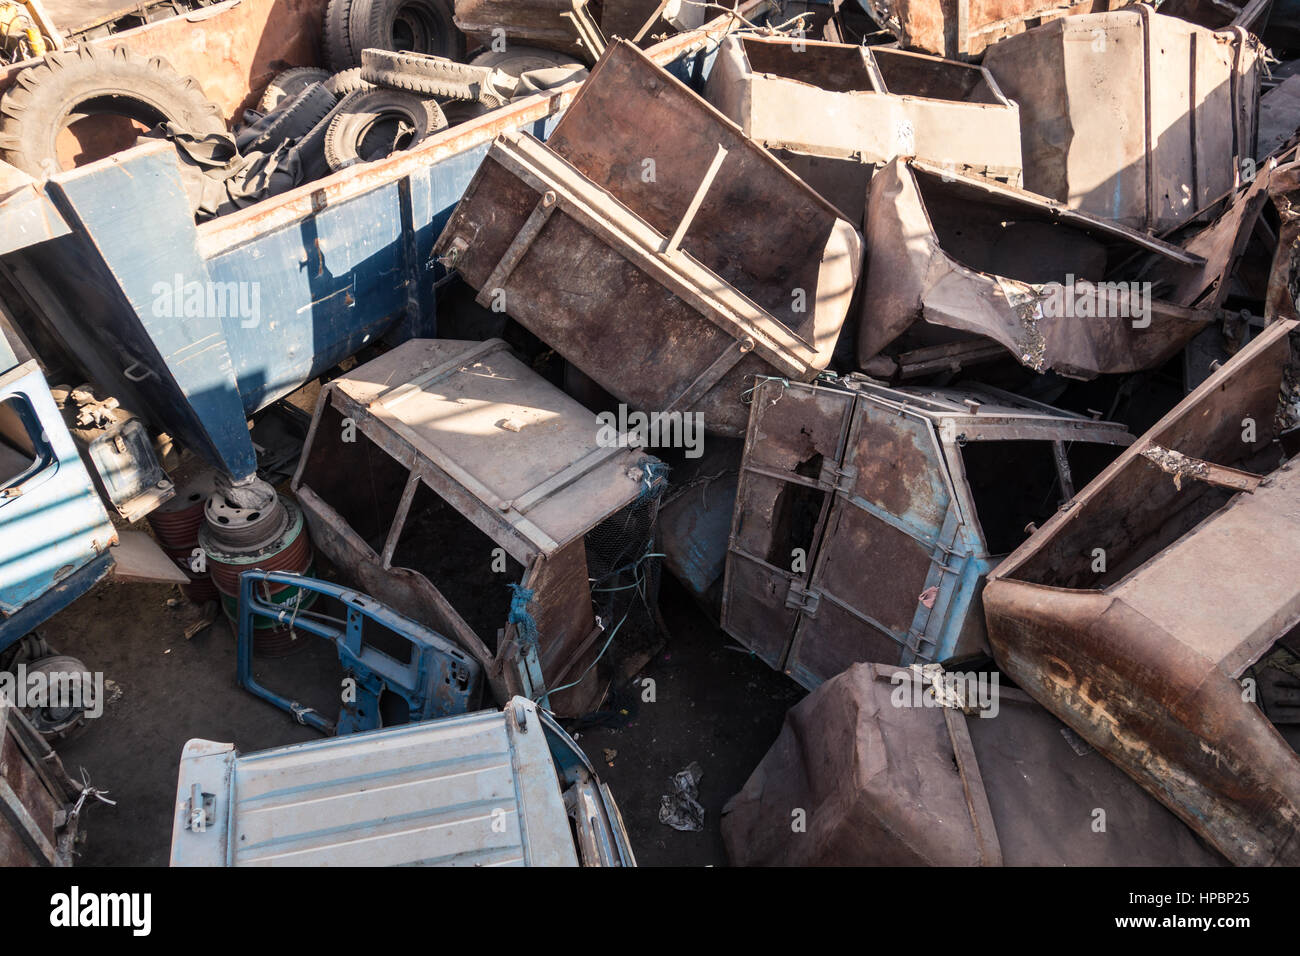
[[349, 0, 463, 62], [324, 0, 358, 71], [361, 48, 503, 104], [258, 67, 331, 112], [246, 82, 337, 153], [440, 99, 493, 125], [0, 45, 226, 177], [469, 46, 585, 78], [19, 655, 96, 743], [323, 87, 447, 171], [324, 67, 373, 97]]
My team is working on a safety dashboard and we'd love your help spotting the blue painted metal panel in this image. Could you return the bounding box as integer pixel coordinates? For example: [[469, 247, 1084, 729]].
[[42, 144, 258, 479], [0, 360, 116, 641]]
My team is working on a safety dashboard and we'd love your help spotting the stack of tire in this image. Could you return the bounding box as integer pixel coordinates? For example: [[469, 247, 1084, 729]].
[[197, 491, 316, 657], [147, 469, 220, 605]]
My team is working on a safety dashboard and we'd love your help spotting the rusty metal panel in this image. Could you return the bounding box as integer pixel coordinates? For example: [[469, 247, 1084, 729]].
[[723, 376, 1132, 689], [0, 699, 82, 866], [857, 158, 1214, 379], [984, 319, 1300, 866], [0, 0, 324, 124], [291, 338, 658, 716], [704, 34, 1022, 221], [455, 0, 590, 57], [433, 39, 862, 437], [861, 0, 1132, 58], [721, 662, 1224, 866], [982, 6, 1261, 233]]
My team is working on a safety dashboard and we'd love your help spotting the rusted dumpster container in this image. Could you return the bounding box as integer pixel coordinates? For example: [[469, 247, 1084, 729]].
[[857, 158, 1212, 380], [1, 697, 92, 866], [983, 319, 1300, 866], [721, 375, 1131, 689], [857, 0, 1131, 58], [704, 33, 1022, 221], [722, 662, 1224, 866], [292, 337, 665, 716], [434, 39, 862, 437], [981, 6, 1261, 233]]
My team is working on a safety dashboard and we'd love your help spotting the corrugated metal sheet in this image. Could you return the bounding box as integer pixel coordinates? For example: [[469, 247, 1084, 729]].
[[170, 700, 579, 866]]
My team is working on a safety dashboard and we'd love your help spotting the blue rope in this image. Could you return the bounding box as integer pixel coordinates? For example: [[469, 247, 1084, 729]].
[[508, 583, 539, 648]]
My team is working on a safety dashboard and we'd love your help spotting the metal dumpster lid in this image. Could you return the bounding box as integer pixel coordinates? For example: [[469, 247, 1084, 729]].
[[169, 698, 579, 866], [322, 338, 652, 563]]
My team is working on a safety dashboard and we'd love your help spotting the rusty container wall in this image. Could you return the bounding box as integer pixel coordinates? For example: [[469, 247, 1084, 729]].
[[860, 0, 1130, 58], [704, 34, 1022, 222], [721, 662, 1224, 866], [291, 338, 657, 716], [0, 0, 325, 125], [721, 376, 1132, 690], [433, 39, 862, 438], [1, 700, 81, 866], [983, 319, 1300, 866], [454, 0, 589, 56], [982, 6, 1261, 234], [857, 158, 1213, 379], [656, 438, 744, 620]]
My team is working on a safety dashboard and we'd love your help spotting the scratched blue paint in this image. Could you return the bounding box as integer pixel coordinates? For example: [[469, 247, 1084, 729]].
[[0, 360, 115, 643]]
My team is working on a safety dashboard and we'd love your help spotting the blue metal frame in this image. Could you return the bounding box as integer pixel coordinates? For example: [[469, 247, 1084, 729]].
[[236, 570, 482, 734]]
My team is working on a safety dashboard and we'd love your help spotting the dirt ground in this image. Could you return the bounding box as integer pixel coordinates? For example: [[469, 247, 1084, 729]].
[[38, 568, 802, 867]]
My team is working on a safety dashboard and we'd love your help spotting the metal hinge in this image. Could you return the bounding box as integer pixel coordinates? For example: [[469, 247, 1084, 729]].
[[818, 460, 857, 494], [785, 580, 821, 616]]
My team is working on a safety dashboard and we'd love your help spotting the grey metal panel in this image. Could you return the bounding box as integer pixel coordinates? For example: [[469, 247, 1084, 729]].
[[170, 700, 579, 867]]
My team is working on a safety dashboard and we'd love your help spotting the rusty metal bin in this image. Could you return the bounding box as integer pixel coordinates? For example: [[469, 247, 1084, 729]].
[[434, 39, 862, 438], [982, 6, 1261, 233], [984, 319, 1300, 866], [1, 698, 90, 866], [721, 375, 1131, 689], [705, 34, 1022, 222], [292, 337, 664, 716], [857, 158, 1214, 379], [722, 662, 1223, 866]]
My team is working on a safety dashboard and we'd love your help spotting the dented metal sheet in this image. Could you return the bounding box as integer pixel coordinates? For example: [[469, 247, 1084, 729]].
[[982, 6, 1261, 233], [857, 158, 1213, 379], [705, 34, 1022, 221], [434, 39, 862, 437], [721, 375, 1131, 689], [983, 319, 1300, 866], [291, 338, 658, 716], [721, 662, 1224, 866]]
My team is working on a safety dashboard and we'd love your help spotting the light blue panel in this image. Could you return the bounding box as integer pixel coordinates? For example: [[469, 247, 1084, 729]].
[[0, 361, 115, 617]]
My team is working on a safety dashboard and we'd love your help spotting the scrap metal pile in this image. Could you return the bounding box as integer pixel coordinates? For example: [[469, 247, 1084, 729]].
[[3, 0, 1300, 868]]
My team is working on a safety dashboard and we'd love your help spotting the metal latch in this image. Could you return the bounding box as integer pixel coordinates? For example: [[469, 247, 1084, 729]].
[[785, 580, 820, 616], [185, 783, 215, 832], [818, 460, 857, 494]]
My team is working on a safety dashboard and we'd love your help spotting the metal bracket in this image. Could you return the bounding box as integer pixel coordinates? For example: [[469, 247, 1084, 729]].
[[818, 459, 858, 494], [785, 580, 821, 616], [185, 783, 215, 831]]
